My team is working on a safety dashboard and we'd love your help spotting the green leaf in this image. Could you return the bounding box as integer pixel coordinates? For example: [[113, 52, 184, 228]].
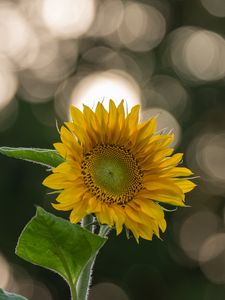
[[0, 147, 64, 168], [0, 289, 28, 300], [16, 207, 106, 289]]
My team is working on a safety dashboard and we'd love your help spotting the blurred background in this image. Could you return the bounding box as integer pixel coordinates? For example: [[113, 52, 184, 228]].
[[0, 0, 225, 299]]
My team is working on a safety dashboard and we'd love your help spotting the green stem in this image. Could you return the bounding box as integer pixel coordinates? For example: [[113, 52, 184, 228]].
[[69, 278, 77, 300], [77, 215, 95, 300], [98, 224, 111, 237], [77, 255, 96, 300], [82, 215, 96, 232]]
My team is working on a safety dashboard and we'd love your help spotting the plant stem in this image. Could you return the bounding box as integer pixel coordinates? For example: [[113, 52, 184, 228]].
[[69, 280, 78, 300], [98, 224, 111, 237], [81, 215, 96, 233], [77, 255, 96, 300], [77, 215, 95, 300]]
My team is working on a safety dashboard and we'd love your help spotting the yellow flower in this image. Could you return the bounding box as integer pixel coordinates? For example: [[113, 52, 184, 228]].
[[43, 100, 196, 241]]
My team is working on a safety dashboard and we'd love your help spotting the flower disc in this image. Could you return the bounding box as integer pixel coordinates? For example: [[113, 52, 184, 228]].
[[81, 144, 143, 206]]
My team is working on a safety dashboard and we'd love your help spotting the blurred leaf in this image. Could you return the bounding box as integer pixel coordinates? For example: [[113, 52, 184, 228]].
[[16, 207, 106, 289], [0, 147, 64, 168], [0, 289, 28, 300]]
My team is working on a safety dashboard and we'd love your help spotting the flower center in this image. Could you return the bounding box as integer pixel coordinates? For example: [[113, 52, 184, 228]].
[[81, 144, 143, 206]]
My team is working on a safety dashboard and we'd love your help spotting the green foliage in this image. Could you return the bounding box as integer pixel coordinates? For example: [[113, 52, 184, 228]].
[[16, 207, 105, 294], [0, 147, 64, 168], [0, 289, 27, 300]]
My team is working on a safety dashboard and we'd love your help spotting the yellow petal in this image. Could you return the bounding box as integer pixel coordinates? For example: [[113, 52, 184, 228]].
[[136, 199, 167, 232], [159, 153, 183, 168], [56, 185, 85, 204], [175, 179, 197, 193], [137, 198, 163, 218], [112, 207, 125, 235], [56, 128, 82, 161], [144, 179, 184, 196], [107, 99, 119, 142], [42, 173, 74, 189], [149, 134, 174, 147], [70, 124, 91, 148], [117, 100, 125, 126], [125, 105, 140, 134], [60, 126, 74, 145], [96, 204, 114, 226], [53, 161, 80, 176], [136, 118, 156, 144], [162, 167, 193, 177], [83, 105, 101, 141], [124, 217, 140, 242], [137, 223, 153, 240], [141, 179, 185, 205], [108, 99, 117, 128], [86, 197, 100, 213], [95, 102, 108, 128], [70, 207, 87, 223], [142, 191, 185, 206], [70, 106, 84, 126], [153, 148, 174, 162], [138, 135, 174, 163], [52, 201, 78, 211], [54, 143, 67, 159], [125, 205, 149, 225]]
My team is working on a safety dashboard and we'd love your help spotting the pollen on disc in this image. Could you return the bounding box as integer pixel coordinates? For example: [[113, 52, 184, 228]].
[[81, 144, 143, 206]]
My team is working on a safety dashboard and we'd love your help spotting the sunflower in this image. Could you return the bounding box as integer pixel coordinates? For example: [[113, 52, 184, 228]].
[[43, 100, 196, 241]]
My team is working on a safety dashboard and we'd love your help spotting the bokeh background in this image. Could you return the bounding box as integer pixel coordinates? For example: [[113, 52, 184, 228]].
[[0, 0, 225, 299]]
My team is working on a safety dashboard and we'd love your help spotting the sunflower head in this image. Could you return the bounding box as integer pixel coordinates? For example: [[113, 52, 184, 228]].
[[43, 100, 196, 241]]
